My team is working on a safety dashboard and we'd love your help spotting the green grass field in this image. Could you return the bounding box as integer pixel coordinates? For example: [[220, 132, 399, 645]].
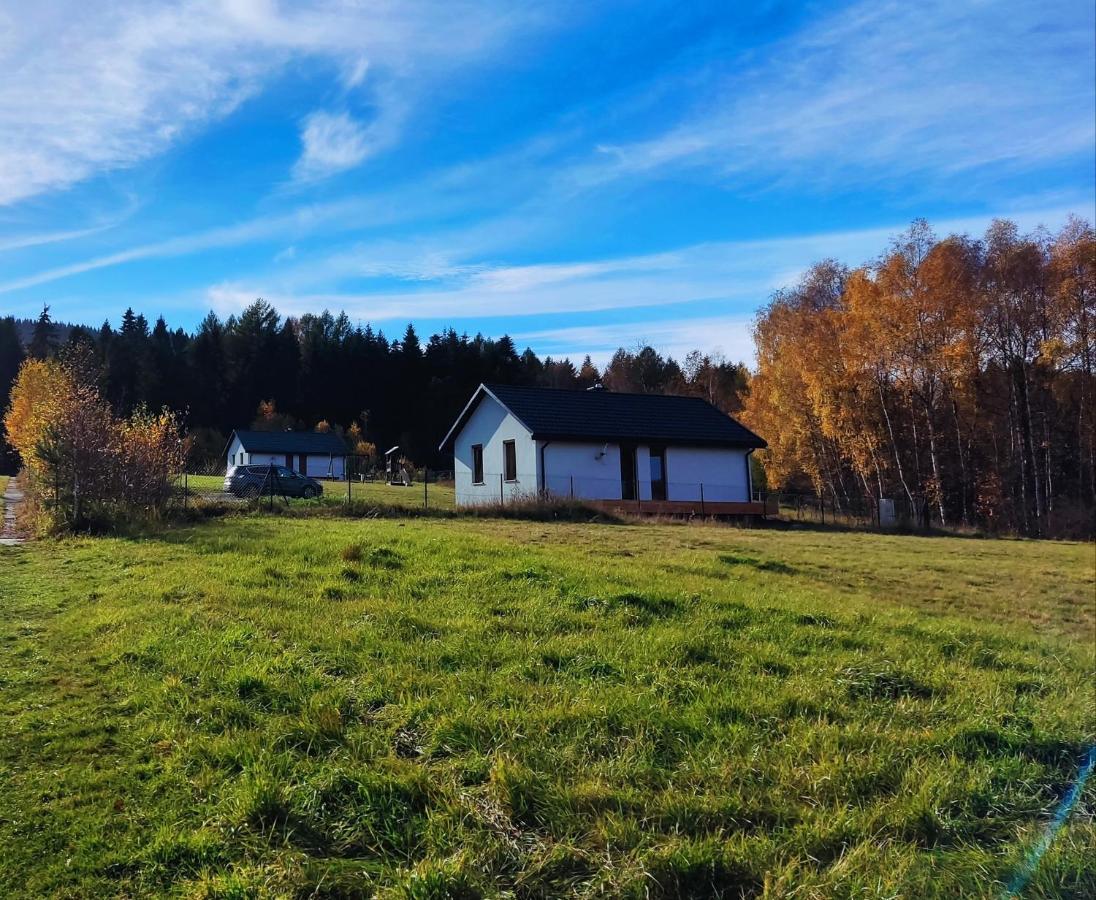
[[180, 474, 456, 511], [0, 517, 1092, 898]]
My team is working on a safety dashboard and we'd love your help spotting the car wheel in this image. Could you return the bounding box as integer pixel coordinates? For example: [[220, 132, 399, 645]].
[[301, 485, 318, 500]]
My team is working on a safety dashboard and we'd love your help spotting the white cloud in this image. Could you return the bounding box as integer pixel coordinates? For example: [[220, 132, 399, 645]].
[[514, 316, 757, 368], [196, 201, 1086, 327], [0, 224, 113, 254], [342, 57, 370, 90], [583, 0, 1095, 190], [294, 111, 374, 181], [0, 1, 533, 205], [0, 185, 478, 294]]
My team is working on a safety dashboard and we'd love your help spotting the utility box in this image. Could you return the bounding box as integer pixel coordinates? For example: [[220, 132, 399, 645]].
[[878, 498, 897, 527]]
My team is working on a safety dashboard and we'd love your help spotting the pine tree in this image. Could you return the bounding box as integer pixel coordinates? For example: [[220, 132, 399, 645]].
[[27, 305, 56, 359], [0, 317, 25, 472], [577, 355, 600, 389]]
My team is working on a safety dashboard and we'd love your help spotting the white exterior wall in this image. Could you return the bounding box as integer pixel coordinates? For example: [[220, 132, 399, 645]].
[[454, 395, 538, 505], [663, 446, 750, 501], [304, 455, 345, 479], [226, 436, 345, 478], [448, 393, 754, 505], [226, 435, 246, 470], [540, 442, 746, 502], [541, 441, 623, 500]]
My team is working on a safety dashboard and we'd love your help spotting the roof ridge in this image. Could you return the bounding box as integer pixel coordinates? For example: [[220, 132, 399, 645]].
[[442, 382, 767, 451], [487, 382, 714, 402]]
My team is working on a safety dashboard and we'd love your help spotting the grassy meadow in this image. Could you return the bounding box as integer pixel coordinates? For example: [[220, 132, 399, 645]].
[[0, 515, 1092, 898], [180, 474, 456, 511]]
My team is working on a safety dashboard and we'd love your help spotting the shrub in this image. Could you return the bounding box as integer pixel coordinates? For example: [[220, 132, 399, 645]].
[[3, 354, 185, 532]]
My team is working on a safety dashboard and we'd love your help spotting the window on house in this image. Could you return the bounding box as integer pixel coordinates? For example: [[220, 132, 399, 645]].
[[650, 447, 667, 501], [472, 444, 484, 484], [503, 440, 517, 482]]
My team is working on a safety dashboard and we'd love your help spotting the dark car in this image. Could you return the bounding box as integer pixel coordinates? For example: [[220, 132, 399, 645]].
[[224, 465, 323, 499]]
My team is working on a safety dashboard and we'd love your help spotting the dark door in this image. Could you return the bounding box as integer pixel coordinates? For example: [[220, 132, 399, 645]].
[[650, 447, 667, 501], [620, 444, 637, 500], [298, 453, 307, 474], [285, 454, 293, 470]]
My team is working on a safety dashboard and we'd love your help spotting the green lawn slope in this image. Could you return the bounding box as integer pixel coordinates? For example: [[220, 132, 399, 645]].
[[0, 518, 1092, 898]]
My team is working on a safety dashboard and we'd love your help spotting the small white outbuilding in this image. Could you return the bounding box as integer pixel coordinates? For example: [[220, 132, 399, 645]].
[[225, 430, 348, 479], [439, 383, 767, 513]]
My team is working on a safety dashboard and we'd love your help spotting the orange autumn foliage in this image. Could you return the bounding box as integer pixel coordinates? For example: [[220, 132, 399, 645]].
[[4, 354, 186, 530], [3, 358, 76, 480], [743, 217, 1096, 537]]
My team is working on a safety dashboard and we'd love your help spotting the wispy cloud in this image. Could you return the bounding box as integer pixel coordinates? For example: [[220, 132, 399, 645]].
[[0, 223, 114, 254], [0, 185, 479, 295], [294, 111, 376, 181], [199, 202, 1085, 325], [514, 316, 757, 368], [0, 1, 535, 205], [582, 0, 1095, 190]]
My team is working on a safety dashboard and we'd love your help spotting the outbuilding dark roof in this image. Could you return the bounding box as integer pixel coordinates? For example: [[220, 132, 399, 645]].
[[231, 429, 348, 455], [440, 384, 766, 450]]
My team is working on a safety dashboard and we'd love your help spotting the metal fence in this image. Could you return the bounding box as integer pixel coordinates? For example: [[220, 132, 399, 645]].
[[764, 491, 934, 530], [172, 456, 454, 512], [172, 452, 934, 530]]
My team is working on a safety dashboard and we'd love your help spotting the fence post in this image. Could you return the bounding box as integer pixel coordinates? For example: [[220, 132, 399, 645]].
[[347, 458, 351, 506], [424, 468, 428, 509], [569, 475, 574, 499], [184, 471, 188, 510], [700, 482, 705, 517]]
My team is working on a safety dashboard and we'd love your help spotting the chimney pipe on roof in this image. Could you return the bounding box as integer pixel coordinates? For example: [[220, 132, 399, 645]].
[[586, 382, 604, 391]]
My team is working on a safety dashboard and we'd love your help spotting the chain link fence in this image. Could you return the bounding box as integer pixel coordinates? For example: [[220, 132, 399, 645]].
[[171, 448, 932, 531], [172, 454, 456, 512], [763, 492, 934, 530]]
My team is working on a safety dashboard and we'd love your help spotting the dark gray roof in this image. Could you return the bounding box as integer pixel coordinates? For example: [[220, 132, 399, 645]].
[[232, 429, 347, 454], [440, 384, 766, 450]]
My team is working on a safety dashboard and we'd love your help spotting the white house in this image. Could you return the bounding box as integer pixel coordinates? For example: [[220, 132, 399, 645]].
[[439, 384, 767, 511], [225, 430, 348, 479]]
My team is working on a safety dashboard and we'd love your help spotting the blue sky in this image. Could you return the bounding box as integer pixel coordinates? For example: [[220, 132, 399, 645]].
[[0, 0, 1093, 365]]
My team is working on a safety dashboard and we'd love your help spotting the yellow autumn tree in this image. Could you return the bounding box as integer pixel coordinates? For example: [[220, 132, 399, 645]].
[[5, 355, 186, 529], [3, 358, 76, 479]]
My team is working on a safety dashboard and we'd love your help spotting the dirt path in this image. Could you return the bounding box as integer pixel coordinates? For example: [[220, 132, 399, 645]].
[[1, 476, 25, 546]]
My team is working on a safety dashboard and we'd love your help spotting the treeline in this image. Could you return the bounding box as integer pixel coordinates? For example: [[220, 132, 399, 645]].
[[744, 217, 1095, 537], [0, 305, 749, 472]]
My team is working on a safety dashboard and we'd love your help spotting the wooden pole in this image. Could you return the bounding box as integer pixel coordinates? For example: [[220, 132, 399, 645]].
[[700, 482, 705, 517], [424, 468, 428, 509]]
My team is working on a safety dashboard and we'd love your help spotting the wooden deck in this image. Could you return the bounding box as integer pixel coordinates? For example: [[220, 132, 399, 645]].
[[587, 499, 766, 517]]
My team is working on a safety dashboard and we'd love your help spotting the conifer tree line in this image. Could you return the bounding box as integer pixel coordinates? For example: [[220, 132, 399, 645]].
[[743, 216, 1095, 537], [0, 305, 749, 474]]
